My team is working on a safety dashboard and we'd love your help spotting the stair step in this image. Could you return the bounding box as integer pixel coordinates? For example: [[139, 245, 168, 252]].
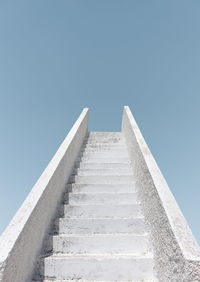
[[82, 146, 127, 152], [84, 140, 125, 145], [43, 254, 154, 280], [69, 175, 134, 184], [67, 183, 137, 193], [52, 234, 150, 254], [58, 218, 148, 235], [73, 168, 133, 176], [67, 192, 138, 205], [78, 158, 131, 164], [76, 162, 132, 169], [79, 155, 130, 161], [83, 142, 127, 148], [41, 279, 158, 282], [89, 132, 122, 136], [80, 152, 129, 158], [63, 204, 142, 218], [86, 137, 124, 141]]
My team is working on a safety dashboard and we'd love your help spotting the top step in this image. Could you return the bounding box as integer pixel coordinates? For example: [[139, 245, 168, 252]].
[[88, 132, 122, 137], [85, 132, 125, 144]]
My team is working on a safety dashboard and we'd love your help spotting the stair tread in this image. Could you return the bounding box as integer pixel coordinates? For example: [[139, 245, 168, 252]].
[[33, 132, 156, 281], [45, 252, 153, 258]]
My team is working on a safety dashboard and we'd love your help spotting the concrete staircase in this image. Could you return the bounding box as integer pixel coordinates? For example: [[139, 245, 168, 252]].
[[35, 132, 156, 281]]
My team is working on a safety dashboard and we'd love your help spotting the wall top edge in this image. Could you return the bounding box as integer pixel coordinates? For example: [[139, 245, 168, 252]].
[[123, 106, 200, 260], [0, 108, 89, 263]]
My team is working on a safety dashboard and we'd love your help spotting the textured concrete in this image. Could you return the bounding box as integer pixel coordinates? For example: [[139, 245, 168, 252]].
[[58, 218, 147, 234], [69, 175, 134, 184], [67, 192, 138, 205], [52, 234, 150, 254], [67, 183, 137, 193], [73, 167, 133, 175], [0, 108, 89, 282], [63, 203, 143, 219], [76, 162, 132, 169], [43, 254, 154, 281], [122, 106, 200, 281], [32, 131, 156, 281]]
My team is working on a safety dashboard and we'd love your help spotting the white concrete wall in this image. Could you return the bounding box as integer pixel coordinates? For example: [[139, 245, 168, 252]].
[[122, 106, 200, 281], [0, 108, 89, 282]]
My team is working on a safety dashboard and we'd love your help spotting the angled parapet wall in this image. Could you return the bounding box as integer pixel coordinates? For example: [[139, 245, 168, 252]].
[[122, 106, 200, 281], [0, 108, 89, 282]]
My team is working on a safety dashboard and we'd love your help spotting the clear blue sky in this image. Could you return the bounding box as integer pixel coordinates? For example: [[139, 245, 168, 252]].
[[0, 1, 200, 243]]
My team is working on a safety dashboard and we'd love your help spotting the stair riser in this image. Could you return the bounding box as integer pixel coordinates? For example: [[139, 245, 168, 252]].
[[44, 257, 154, 280], [81, 147, 127, 152], [69, 175, 134, 184], [67, 184, 137, 193], [77, 158, 131, 164], [83, 139, 125, 147], [52, 235, 149, 254], [58, 218, 147, 235], [75, 163, 132, 169], [67, 193, 138, 205], [73, 169, 133, 176], [81, 148, 127, 153], [83, 142, 126, 147], [78, 156, 130, 161], [63, 204, 142, 218], [80, 152, 129, 158]]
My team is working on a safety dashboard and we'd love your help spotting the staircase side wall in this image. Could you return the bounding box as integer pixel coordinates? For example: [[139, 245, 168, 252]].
[[0, 108, 89, 282], [121, 106, 200, 282]]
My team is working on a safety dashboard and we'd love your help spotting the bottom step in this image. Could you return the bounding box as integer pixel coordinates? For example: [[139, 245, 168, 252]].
[[39, 280, 158, 282], [43, 254, 155, 281]]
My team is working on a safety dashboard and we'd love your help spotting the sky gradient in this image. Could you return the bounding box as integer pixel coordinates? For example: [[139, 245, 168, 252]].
[[0, 1, 200, 243]]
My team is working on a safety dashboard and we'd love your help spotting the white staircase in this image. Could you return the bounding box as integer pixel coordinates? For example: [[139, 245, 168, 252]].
[[34, 132, 156, 281]]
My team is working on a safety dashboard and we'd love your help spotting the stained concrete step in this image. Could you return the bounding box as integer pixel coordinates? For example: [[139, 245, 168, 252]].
[[80, 152, 129, 158], [43, 254, 154, 280], [67, 192, 138, 205], [73, 168, 133, 176], [79, 154, 129, 159], [41, 278, 158, 282], [52, 234, 150, 254], [77, 158, 131, 164], [88, 131, 123, 137], [67, 183, 137, 193], [75, 162, 132, 169], [82, 145, 127, 152], [84, 140, 126, 145], [86, 136, 124, 141], [63, 204, 142, 218], [40, 278, 158, 282], [83, 143, 127, 148], [69, 175, 134, 184], [86, 138, 125, 143], [58, 218, 148, 235]]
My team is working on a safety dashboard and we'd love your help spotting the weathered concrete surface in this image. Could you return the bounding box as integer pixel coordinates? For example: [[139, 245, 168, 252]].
[[73, 167, 133, 175], [36, 132, 156, 281], [52, 233, 150, 254], [122, 106, 200, 281], [67, 192, 138, 205], [69, 175, 134, 184], [67, 183, 137, 193], [64, 203, 143, 219], [0, 108, 89, 282], [58, 218, 147, 234], [43, 254, 155, 281]]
